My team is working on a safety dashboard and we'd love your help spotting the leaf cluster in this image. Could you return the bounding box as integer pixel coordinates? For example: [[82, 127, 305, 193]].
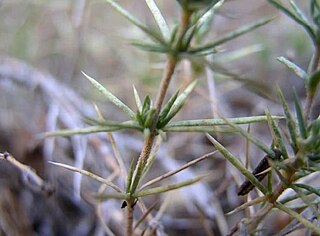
[[269, 0, 320, 45], [45, 1, 317, 235], [208, 1, 320, 234], [45, 0, 284, 202]]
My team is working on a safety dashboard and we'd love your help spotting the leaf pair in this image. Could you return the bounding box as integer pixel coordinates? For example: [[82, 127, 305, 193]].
[[158, 80, 197, 128], [83, 73, 196, 131], [47, 72, 279, 138], [50, 151, 214, 200], [134, 80, 198, 130], [135, 96, 155, 129]]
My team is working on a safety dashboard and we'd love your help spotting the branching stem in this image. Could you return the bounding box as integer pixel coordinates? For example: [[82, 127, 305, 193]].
[[125, 9, 192, 236]]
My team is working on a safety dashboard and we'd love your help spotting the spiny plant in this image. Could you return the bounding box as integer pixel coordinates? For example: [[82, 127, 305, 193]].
[[205, 0, 320, 235], [44, 0, 301, 235]]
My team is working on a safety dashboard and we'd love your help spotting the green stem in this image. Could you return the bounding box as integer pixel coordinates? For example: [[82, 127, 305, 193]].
[[230, 164, 296, 234], [129, 131, 156, 194], [275, 202, 320, 234], [311, 45, 320, 73], [126, 9, 192, 236], [173, 9, 192, 51], [153, 9, 192, 116], [129, 55, 178, 196], [154, 56, 178, 116], [129, 8, 192, 196], [126, 199, 135, 236]]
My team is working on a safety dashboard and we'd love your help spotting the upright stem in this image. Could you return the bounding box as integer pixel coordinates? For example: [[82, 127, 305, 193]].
[[230, 164, 296, 235], [129, 55, 178, 197], [128, 8, 191, 196], [125, 9, 192, 236], [129, 132, 156, 195], [154, 56, 178, 115], [126, 200, 135, 236], [154, 9, 191, 115], [311, 45, 320, 73]]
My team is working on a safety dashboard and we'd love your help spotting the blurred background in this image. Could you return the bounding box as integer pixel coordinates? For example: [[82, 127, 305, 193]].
[[0, 0, 314, 235]]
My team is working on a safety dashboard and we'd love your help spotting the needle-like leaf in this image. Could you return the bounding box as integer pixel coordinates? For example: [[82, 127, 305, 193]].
[[130, 41, 171, 53], [103, 0, 165, 44], [133, 85, 142, 112], [293, 89, 307, 139], [126, 159, 135, 194], [206, 134, 268, 195], [45, 121, 142, 137], [277, 56, 308, 80], [275, 202, 320, 234], [265, 109, 289, 159], [216, 116, 276, 157], [289, 0, 311, 25], [214, 44, 264, 63], [82, 72, 135, 119], [145, 0, 170, 41], [44, 126, 123, 137], [139, 151, 216, 190], [295, 183, 320, 198], [165, 116, 283, 128], [268, 0, 316, 43], [158, 90, 180, 126], [226, 196, 266, 215], [158, 80, 197, 127], [134, 200, 158, 230], [49, 161, 123, 193], [189, 18, 274, 54], [308, 69, 320, 96], [135, 175, 205, 197], [277, 87, 298, 153]]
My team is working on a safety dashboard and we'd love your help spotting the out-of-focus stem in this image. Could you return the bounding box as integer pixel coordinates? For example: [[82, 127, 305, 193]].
[[229, 167, 295, 235], [305, 45, 320, 120], [311, 45, 320, 73]]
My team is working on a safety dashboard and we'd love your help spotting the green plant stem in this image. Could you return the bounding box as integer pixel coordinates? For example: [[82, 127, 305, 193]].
[[125, 10, 193, 236], [231, 154, 320, 234], [125, 131, 155, 236], [129, 56, 178, 196], [125, 58, 172, 236], [126, 199, 135, 236], [230, 187, 284, 235], [173, 9, 191, 50], [153, 9, 192, 115], [154, 56, 178, 116], [305, 45, 320, 121], [231, 166, 296, 235], [275, 202, 320, 234], [130, 132, 156, 195], [130, 8, 192, 196], [311, 45, 320, 73]]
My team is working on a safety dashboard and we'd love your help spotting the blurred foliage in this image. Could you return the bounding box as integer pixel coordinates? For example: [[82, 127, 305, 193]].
[[0, 1, 311, 92]]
